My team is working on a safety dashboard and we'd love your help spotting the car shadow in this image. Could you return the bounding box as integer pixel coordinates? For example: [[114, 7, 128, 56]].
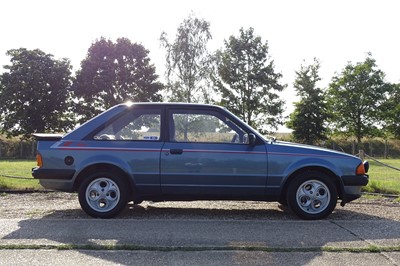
[[31, 200, 398, 221], [118, 201, 298, 220], [1, 202, 400, 265]]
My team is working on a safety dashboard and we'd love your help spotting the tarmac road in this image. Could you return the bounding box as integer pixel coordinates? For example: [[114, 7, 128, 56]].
[[0, 218, 399, 265], [0, 249, 399, 265]]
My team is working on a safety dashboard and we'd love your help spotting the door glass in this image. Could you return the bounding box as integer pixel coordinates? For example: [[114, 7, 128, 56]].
[[171, 111, 247, 144], [94, 109, 161, 141]]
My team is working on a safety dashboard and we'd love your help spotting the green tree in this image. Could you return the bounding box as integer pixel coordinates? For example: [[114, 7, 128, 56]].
[[213, 27, 285, 133], [0, 48, 73, 138], [73, 37, 163, 122], [287, 59, 329, 144], [382, 83, 400, 138], [160, 14, 212, 103], [327, 55, 391, 148]]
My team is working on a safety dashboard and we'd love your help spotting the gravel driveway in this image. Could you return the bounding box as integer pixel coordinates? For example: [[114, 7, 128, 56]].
[[0, 192, 399, 221]]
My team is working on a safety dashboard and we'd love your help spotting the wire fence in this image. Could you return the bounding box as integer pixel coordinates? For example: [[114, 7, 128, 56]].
[[0, 174, 33, 180], [360, 152, 400, 198], [0, 139, 37, 159], [365, 154, 400, 171]]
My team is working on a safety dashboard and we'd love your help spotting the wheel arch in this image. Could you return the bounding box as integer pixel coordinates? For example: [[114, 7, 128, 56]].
[[73, 163, 135, 195], [279, 166, 345, 204]]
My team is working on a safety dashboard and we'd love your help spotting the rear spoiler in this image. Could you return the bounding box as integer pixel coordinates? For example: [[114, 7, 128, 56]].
[[32, 133, 63, 141]]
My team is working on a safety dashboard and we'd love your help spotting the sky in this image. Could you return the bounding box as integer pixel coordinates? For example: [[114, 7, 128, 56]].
[[1, 0, 399, 131]]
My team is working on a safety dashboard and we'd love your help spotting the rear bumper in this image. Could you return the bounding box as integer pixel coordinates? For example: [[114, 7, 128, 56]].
[[32, 167, 75, 192], [32, 167, 75, 180]]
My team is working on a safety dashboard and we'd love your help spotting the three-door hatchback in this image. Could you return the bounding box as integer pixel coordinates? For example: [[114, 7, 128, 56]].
[[32, 102, 369, 219]]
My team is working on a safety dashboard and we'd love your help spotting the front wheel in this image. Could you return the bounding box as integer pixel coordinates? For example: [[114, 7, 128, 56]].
[[287, 171, 337, 220], [78, 172, 128, 218]]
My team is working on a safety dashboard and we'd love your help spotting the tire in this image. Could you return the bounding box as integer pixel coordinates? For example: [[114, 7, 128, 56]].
[[278, 198, 288, 206], [287, 171, 337, 220], [78, 171, 128, 218]]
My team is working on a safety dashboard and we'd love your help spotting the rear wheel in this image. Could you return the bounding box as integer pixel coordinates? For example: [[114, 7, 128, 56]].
[[78, 171, 128, 218], [287, 171, 337, 220]]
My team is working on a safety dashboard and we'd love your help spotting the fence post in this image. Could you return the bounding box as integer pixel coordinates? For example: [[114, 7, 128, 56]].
[[370, 142, 373, 158], [359, 149, 365, 161], [20, 141, 23, 158], [384, 139, 388, 159], [31, 140, 35, 158]]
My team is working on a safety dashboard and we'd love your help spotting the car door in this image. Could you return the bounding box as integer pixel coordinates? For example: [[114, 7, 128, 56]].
[[90, 107, 164, 195], [160, 107, 268, 197]]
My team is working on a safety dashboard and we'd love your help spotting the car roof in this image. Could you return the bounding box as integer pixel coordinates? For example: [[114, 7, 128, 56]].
[[120, 102, 224, 109]]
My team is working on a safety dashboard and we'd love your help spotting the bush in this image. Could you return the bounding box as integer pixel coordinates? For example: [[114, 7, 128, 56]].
[[324, 137, 400, 158], [271, 133, 400, 158], [0, 136, 36, 158]]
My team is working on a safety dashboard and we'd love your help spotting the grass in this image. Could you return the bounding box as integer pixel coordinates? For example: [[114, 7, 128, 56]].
[[0, 158, 399, 195], [363, 159, 400, 195], [0, 159, 41, 190]]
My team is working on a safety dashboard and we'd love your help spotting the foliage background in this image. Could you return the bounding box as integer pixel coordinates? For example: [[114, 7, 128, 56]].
[[0, 14, 398, 159]]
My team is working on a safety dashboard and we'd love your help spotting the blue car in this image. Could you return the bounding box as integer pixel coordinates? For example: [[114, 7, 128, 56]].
[[32, 103, 369, 219]]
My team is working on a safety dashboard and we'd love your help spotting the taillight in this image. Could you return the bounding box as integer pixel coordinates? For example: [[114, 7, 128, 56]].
[[356, 163, 366, 175], [36, 153, 43, 167]]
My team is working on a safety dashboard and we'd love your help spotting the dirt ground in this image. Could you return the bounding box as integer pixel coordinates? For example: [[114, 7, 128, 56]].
[[0, 192, 399, 221]]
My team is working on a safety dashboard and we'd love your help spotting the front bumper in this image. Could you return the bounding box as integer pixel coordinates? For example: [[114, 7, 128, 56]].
[[342, 174, 369, 186], [340, 174, 369, 204]]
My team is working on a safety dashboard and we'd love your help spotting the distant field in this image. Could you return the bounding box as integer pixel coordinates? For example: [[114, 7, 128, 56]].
[[0, 158, 399, 195]]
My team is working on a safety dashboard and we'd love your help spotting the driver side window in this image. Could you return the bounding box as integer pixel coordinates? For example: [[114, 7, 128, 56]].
[[170, 110, 248, 144], [94, 109, 161, 141]]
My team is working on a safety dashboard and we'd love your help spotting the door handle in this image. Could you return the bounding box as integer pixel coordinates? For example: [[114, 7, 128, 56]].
[[170, 149, 183, 155]]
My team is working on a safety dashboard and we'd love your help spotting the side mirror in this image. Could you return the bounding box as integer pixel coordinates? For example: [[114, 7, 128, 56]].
[[248, 133, 256, 145], [244, 133, 256, 145]]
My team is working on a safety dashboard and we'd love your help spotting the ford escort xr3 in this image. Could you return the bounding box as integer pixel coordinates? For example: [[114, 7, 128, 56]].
[[32, 103, 369, 219]]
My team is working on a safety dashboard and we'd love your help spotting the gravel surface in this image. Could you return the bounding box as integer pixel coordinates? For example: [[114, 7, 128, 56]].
[[0, 192, 399, 221]]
